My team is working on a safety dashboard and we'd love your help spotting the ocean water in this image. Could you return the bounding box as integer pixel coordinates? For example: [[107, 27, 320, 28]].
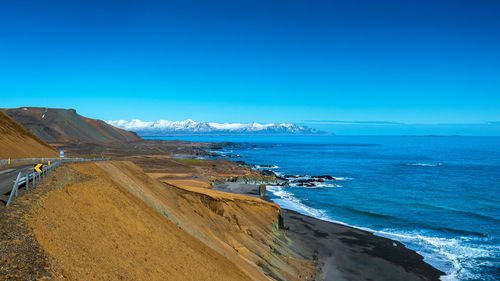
[[147, 135, 500, 281]]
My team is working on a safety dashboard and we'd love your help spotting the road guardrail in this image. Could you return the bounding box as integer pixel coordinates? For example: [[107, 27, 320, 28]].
[[5, 158, 109, 207], [0, 157, 106, 165]]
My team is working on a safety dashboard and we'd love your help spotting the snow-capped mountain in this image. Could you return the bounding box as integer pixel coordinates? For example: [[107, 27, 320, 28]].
[[106, 119, 326, 136]]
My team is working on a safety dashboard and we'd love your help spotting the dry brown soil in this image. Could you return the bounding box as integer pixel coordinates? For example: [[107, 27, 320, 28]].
[[0, 111, 58, 159], [27, 163, 258, 281]]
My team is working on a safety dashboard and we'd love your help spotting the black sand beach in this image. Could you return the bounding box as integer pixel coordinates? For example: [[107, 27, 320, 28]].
[[214, 182, 444, 281]]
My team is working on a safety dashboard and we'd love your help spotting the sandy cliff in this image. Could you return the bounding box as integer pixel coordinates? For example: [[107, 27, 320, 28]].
[[27, 161, 314, 280], [98, 161, 315, 280]]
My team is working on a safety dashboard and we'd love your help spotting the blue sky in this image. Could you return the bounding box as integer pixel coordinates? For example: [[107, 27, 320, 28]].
[[1, 0, 499, 135]]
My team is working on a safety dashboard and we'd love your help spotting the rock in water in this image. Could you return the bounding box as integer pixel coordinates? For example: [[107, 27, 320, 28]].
[[259, 184, 267, 197]]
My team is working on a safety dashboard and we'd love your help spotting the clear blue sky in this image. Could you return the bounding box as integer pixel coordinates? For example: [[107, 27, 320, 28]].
[[1, 0, 499, 135]]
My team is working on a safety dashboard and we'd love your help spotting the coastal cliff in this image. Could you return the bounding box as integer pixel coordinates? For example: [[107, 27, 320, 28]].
[[1, 157, 443, 280], [0, 108, 444, 280]]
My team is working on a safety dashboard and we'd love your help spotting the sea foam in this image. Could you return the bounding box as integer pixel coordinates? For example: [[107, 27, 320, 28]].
[[407, 163, 443, 167], [377, 230, 499, 281], [254, 165, 279, 169], [265, 185, 499, 281]]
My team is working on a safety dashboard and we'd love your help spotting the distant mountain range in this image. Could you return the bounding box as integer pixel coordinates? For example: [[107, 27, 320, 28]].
[[106, 119, 327, 136]]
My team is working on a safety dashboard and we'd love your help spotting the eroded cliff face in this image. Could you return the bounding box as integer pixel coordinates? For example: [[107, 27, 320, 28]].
[[28, 163, 252, 281], [96, 161, 316, 281], [142, 157, 278, 189], [28, 161, 315, 281]]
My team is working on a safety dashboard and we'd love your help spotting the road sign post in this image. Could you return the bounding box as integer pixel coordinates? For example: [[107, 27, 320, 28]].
[[34, 163, 43, 173]]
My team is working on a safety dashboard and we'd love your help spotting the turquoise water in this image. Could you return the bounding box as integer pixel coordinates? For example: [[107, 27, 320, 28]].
[[147, 135, 500, 280]]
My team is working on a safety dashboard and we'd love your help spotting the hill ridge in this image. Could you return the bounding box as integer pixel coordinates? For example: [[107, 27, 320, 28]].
[[0, 110, 58, 158], [2, 107, 141, 143]]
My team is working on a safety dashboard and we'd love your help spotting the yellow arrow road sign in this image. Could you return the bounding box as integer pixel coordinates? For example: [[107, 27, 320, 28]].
[[34, 163, 43, 173]]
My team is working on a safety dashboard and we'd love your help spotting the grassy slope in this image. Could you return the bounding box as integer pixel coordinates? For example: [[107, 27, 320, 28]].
[[0, 111, 58, 158]]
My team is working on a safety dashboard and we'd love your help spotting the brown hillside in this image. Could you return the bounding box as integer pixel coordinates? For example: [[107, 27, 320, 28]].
[[0, 111, 58, 158], [28, 163, 254, 281], [96, 161, 315, 280], [28, 161, 315, 281], [2, 107, 141, 143]]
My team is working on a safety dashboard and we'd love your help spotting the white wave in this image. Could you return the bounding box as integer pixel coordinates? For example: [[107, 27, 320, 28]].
[[331, 177, 353, 181], [266, 185, 498, 281], [206, 150, 233, 154], [315, 183, 342, 188], [274, 171, 285, 177], [288, 175, 310, 178], [407, 163, 443, 167], [266, 185, 373, 231], [286, 175, 352, 181], [289, 182, 342, 188], [266, 185, 331, 220], [376, 230, 498, 281], [254, 165, 279, 169]]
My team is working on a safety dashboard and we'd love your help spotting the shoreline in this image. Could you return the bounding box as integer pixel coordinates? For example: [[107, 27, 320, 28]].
[[214, 182, 445, 280]]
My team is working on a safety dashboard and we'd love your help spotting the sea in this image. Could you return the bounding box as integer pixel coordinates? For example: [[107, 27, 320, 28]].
[[146, 135, 500, 281]]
